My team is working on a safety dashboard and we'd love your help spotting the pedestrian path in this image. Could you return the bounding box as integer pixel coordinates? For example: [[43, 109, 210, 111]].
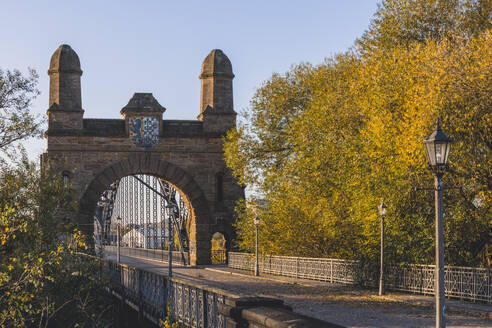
[[204, 265, 492, 319], [106, 253, 492, 328]]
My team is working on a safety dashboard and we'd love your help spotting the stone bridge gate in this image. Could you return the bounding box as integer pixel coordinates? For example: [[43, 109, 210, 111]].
[[41, 44, 243, 265]]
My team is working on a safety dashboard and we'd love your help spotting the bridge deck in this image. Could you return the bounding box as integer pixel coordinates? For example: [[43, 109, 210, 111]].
[[104, 252, 491, 328]]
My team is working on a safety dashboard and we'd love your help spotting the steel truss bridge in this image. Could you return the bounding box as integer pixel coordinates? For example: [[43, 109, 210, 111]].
[[95, 174, 190, 264]]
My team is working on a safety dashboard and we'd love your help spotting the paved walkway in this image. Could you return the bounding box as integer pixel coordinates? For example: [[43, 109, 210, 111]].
[[105, 253, 492, 328]]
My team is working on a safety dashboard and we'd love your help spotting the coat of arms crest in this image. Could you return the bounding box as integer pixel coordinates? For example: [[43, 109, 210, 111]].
[[129, 117, 159, 148]]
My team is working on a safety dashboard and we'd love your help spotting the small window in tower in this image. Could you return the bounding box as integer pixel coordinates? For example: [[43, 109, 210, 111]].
[[216, 173, 224, 203], [62, 172, 70, 186]]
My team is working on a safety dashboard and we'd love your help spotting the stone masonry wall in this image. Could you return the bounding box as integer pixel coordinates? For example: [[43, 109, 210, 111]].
[[44, 124, 243, 265]]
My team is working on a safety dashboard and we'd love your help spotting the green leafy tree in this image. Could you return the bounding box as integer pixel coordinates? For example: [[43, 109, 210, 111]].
[[0, 68, 113, 327], [0, 68, 42, 156], [0, 155, 114, 328]]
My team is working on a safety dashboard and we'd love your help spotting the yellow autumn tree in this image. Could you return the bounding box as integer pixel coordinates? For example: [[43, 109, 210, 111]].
[[225, 0, 491, 266]]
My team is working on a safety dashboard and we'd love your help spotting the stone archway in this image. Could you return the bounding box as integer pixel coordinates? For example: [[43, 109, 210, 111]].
[[78, 153, 212, 265]]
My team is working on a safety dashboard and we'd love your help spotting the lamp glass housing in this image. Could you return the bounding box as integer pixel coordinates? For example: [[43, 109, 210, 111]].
[[424, 119, 452, 169], [253, 217, 260, 226], [425, 140, 451, 167], [378, 201, 387, 216]]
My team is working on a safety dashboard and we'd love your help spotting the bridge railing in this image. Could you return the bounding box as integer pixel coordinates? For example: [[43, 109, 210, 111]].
[[107, 260, 340, 327], [228, 252, 492, 303], [386, 264, 492, 303], [108, 261, 227, 327], [228, 252, 357, 284], [104, 245, 189, 266]]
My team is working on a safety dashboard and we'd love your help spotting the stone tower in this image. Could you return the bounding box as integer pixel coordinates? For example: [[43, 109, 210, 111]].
[[47, 44, 84, 130], [198, 49, 236, 133]]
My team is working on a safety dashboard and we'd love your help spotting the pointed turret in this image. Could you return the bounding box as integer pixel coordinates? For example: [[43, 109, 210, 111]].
[[47, 44, 84, 130], [198, 49, 236, 132]]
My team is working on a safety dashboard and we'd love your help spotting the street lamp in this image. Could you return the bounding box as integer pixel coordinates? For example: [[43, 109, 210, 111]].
[[378, 200, 387, 296], [166, 204, 174, 278], [116, 216, 122, 264], [424, 119, 452, 328], [253, 216, 260, 276]]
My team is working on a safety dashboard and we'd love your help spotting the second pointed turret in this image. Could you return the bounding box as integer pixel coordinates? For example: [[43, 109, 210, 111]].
[[198, 49, 236, 132]]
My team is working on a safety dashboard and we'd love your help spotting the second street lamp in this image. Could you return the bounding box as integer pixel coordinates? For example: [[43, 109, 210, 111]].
[[254, 216, 260, 276], [116, 216, 122, 264], [166, 204, 174, 278], [424, 119, 452, 328], [378, 200, 387, 296]]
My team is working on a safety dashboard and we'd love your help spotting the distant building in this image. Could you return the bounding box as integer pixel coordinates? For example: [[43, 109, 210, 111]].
[[122, 227, 165, 249]]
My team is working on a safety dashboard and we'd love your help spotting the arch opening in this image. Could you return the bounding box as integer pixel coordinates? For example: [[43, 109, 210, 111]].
[[77, 156, 217, 265], [94, 174, 193, 264]]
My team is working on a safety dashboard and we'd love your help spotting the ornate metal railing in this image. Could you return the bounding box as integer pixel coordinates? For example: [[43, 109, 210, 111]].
[[107, 260, 339, 327], [228, 252, 492, 303], [104, 245, 189, 266], [108, 261, 227, 327], [387, 264, 492, 303], [228, 252, 357, 284]]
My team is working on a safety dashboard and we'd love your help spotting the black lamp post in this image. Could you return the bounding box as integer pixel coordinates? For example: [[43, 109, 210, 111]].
[[116, 216, 122, 264], [96, 197, 106, 249], [166, 204, 174, 278], [378, 200, 387, 296], [424, 119, 452, 328], [254, 216, 260, 276]]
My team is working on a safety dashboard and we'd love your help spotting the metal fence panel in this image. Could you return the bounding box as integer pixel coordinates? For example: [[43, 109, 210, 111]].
[[229, 253, 358, 284], [228, 252, 492, 303], [104, 245, 189, 266], [108, 261, 226, 326]]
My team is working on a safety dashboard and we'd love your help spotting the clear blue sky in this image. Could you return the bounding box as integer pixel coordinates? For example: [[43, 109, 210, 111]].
[[0, 0, 379, 159]]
